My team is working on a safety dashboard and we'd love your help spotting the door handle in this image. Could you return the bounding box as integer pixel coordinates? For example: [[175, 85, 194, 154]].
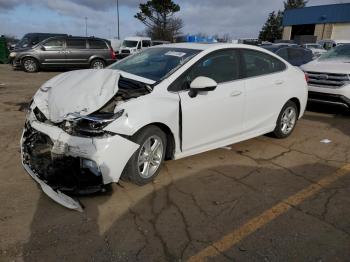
[[230, 91, 242, 97], [274, 80, 284, 85]]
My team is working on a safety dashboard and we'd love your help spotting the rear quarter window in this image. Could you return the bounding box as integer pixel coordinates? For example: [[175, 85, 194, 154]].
[[89, 39, 108, 49], [242, 49, 286, 78]]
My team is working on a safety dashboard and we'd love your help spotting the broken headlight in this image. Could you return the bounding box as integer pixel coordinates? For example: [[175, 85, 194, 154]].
[[62, 109, 124, 137], [33, 107, 47, 122]]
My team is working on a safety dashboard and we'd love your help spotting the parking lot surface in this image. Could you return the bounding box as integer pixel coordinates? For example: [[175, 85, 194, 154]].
[[0, 65, 349, 262]]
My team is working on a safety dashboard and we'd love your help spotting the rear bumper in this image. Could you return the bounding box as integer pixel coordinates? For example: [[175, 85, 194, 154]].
[[117, 53, 130, 59]]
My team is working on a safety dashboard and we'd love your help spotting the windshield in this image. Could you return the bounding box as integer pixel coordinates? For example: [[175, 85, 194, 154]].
[[16, 37, 31, 48], [318, 44, 350, 62], [122, 40, 138, 48], [110, 47, 201, 81]]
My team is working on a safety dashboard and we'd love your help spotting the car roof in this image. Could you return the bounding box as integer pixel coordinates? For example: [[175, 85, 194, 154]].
[[124, 36, 151, 41], [153, 42, 267, 51]]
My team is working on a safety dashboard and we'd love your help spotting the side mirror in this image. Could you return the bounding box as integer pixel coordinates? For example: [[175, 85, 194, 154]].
[[188, 76, 217, 98], [40, 46, 46, 51]]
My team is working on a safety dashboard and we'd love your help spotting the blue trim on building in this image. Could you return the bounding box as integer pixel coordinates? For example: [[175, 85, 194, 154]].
[[283, 3, 350, 26]]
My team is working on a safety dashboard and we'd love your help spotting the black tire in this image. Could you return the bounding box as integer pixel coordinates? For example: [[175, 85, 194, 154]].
[[273, 100, 298, 139], [123, 125, 167, 185], [90, 59, 106, 69], [22, 57, 39, 73]]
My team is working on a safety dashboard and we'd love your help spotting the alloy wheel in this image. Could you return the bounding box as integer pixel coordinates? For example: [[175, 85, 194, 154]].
[[280, 106, 297, 135], [23, 59, 37, 72], [92, 61, 104, 69], [137, 135, 164, 178]]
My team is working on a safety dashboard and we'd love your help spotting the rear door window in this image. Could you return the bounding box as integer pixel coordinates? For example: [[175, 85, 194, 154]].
[[66, 39, 87, 49], [241, 49, 286, 78], [88, 39, 108, 49]]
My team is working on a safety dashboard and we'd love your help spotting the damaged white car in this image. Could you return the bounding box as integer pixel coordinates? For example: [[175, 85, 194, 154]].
[[21, 43, 308, 210]]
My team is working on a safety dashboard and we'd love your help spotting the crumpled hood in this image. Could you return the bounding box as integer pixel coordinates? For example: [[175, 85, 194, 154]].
[[33, 69, 120, 123], [301, 60, 350, 74]]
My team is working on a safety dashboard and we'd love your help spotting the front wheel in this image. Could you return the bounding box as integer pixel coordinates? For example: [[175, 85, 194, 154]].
[[22, 57, 39, 72], [273, 101, 298, 138], [123, 126, 166, 185]]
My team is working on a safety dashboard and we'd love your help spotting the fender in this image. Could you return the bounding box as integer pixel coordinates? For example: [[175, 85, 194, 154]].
[[104, 92, 181, 152]]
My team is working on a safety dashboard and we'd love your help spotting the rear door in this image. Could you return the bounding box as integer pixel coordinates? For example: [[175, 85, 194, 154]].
[[65, 38, 90, 66], [241, 49, 288, 134], [40, 38, 66, 65]]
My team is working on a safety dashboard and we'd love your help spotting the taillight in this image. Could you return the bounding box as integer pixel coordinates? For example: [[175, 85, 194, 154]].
[[110, 48, 116, 60], [304, 72, 309, 82]]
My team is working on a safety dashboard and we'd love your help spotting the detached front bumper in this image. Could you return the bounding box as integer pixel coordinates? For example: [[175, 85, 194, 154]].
[[21, 119, 139, 210]]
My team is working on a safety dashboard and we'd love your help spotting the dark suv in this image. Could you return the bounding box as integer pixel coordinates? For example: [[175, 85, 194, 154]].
[[11, 36, 116, 72]]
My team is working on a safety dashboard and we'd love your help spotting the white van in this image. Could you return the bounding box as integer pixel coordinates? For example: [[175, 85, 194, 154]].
[[118, 37, 151, 58]]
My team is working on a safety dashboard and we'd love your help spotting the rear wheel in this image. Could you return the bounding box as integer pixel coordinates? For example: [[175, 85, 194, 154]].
[[123, 126, 166, 185], [273, 101, 298, 138], [22, 57, 39, 73], [90, 59, 105, 69]]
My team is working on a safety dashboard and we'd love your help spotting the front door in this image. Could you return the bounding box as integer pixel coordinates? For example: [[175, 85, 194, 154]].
[[40, 38, 66, 65], [177, 49, 245, 152]]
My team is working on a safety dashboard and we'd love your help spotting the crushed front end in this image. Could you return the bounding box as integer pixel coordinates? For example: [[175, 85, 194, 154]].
[[21, 106, 139, 211]]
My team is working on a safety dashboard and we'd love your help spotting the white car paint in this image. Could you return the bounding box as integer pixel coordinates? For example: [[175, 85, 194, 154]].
[[301, 46, 350, 107], [119, 36, 151, 55], [21, 43, 308, 210]]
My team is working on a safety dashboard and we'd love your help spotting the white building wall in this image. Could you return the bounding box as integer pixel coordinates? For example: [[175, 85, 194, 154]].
[[331, 23, 350, 40]]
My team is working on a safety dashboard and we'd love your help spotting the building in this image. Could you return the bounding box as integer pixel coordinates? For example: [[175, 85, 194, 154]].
[[282, 3, 350, 41]]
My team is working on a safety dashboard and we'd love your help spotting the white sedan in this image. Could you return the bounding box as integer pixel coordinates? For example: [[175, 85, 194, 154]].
[[21, 43, 308, 210]]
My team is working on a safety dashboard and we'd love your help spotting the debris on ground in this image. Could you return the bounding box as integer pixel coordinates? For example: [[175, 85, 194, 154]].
[[320, 139, 332, 144]]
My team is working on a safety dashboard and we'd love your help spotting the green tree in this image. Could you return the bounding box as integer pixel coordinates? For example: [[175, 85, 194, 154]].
[[135, 0, 183, 41], [258, 11, 283, 42], [284, 0, 308, 10]]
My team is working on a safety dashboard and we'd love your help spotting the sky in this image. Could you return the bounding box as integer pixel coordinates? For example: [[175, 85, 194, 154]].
[[0, 0, 349, 40]]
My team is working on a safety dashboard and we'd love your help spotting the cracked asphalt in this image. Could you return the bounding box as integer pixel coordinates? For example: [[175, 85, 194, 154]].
[[0, 65, 349, 262]]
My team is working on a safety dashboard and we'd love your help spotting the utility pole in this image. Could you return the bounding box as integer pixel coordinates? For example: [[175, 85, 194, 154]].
[[116, 0, 120, 39], [85, 17, 88, 37]]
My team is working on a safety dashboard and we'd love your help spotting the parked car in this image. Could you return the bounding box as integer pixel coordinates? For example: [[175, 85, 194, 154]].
[[14, 33, 67, 50], [118, 36, 151, 58], [301, 44, 350, 109], [318, 40, 350, 50], [152, 40, 170, 46], [302, 43, 327, 58], [11, 36, 116, 72], [262, 45, 313, 66], [21, 43, 308, 210]]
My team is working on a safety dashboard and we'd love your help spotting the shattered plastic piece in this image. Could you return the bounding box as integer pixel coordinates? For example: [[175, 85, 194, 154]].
[[23, 164, 83, 212], [320, 139, 332, 144]]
